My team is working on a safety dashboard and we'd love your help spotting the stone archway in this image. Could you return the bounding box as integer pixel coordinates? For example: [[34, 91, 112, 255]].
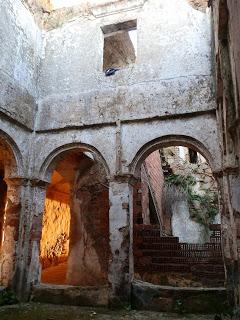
[[129, 135, 216, 176], [128, 135, 226, 290], [30, 144, 110, 291]]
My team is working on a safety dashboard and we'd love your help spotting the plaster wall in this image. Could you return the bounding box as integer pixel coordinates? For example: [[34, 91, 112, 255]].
[[0, 0, 227, 306], [226, 0, 240, 120], [0, 0, 42, 129], [171, 199, 207, 244], [36, 0, 215, 130]]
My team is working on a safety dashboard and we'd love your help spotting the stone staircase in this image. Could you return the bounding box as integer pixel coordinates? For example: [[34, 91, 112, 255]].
[[134, 224, 225, 287]]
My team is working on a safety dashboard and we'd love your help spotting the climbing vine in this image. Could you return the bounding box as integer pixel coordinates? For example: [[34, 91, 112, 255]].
[[165, 173, 218, 226]]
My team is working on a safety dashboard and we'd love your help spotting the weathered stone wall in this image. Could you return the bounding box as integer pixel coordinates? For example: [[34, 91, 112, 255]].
[[67, 161, 109, 286], [0, 0, 227, 306], [226, 0, 240, 120], [144, 151, 164, 226], [163, 146, 218, 195], [40, 198, 70, 269], [162, 146, 219, 243], [211, 0, 240, 306], [0, 0, 42, 129], [35, 0, 214, 130]]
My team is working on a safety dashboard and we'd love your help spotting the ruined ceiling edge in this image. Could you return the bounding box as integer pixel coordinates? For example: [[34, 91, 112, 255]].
[[22, 0, 209, 30]]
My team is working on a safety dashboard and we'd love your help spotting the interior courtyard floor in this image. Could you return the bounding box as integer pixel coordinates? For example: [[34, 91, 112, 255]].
[[0, 303, 217, 320]]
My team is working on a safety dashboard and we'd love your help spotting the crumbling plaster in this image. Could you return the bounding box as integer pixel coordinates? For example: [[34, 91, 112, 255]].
[[36, 0, 214, 130], [0, 0, 220, 179], [0, 0, 226, 306], [126, 114, 222, 175], [0, 0, 42, 129]]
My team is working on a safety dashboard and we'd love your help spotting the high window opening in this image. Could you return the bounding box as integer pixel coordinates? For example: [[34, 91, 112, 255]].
[[133, 146, 224, 288], [40, 150, 109, 286], [102, 20, 137, 71]]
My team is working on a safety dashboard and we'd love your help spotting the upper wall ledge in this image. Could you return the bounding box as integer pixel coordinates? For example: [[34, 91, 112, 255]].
[[23, 0, 146, 29], [23, 0, 209, 30]]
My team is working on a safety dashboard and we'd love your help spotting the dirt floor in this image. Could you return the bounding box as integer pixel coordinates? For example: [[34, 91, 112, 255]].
[[0, 303, 217, 320]]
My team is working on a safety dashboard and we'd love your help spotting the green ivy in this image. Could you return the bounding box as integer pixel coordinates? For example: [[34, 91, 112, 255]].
[[165, 173, 218, 226]]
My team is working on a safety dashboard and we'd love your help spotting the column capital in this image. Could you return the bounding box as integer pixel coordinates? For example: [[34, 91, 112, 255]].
[[108, 174, 138, 185], [28, 178, 50, 188], [4, 177, 28, 187], [4, 177, 49, 188]]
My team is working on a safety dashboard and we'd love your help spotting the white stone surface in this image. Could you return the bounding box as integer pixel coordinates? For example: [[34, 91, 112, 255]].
[[171, 199, 208, 244]]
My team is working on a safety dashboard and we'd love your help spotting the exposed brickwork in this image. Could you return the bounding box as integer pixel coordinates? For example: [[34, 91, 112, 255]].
[[2, 0, 240, 308], [134, 224, 225, 287], [133, 180, 141, 225], [144, 151, 164, 225]]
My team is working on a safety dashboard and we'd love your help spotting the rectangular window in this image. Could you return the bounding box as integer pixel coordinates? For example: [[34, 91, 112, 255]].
[[102, 20, 137, 71]]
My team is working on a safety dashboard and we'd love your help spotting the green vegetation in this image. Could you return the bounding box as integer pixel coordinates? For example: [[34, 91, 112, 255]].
[[165, 173, 218, 226], [0, 289, 18, 306]]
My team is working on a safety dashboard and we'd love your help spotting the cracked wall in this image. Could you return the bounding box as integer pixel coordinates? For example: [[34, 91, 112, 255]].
[[0, 0, 228, 306], [67, 161, 109, 286], [35, 0, 214, 131], [211, 0, 240, 306], [0, 0, 42, 129]]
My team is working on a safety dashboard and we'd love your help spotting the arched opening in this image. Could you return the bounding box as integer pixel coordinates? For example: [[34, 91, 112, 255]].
[[0, 135, 21, 286], [132, 141, 224, 288], [39, 147, 109, 286]]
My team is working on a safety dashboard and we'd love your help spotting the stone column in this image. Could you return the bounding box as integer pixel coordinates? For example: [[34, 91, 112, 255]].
[[12, 179, 48, 300], [0, 178, 23, 286], [67, 161, 109, 286], [108, 175, 135, 307]]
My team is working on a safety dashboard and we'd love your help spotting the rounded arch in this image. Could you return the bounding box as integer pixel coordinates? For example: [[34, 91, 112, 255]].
[[0, 129, 23, 177], [39, 142, 110, 182], [129, 135, 216, 176]]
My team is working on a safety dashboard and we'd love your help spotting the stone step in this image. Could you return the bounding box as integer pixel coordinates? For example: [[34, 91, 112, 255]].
[[137, 238, 180, 244], [138, 248, 222, 257], [151, 256, 223, 264], [132, 280, 229, 313], [136, 262, 225, 275], [31, 284, 108, 307], [150, 263, 191, 273]]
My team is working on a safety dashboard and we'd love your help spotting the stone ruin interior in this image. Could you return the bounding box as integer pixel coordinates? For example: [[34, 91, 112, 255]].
[[38, 146, 223, 288], [0, 0, 240, 316]]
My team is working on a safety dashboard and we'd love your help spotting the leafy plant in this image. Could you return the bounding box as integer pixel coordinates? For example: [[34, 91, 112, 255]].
[[0, 289, 18, 306], [174, 298, 185, 314], [165, 173, 218, 227]]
